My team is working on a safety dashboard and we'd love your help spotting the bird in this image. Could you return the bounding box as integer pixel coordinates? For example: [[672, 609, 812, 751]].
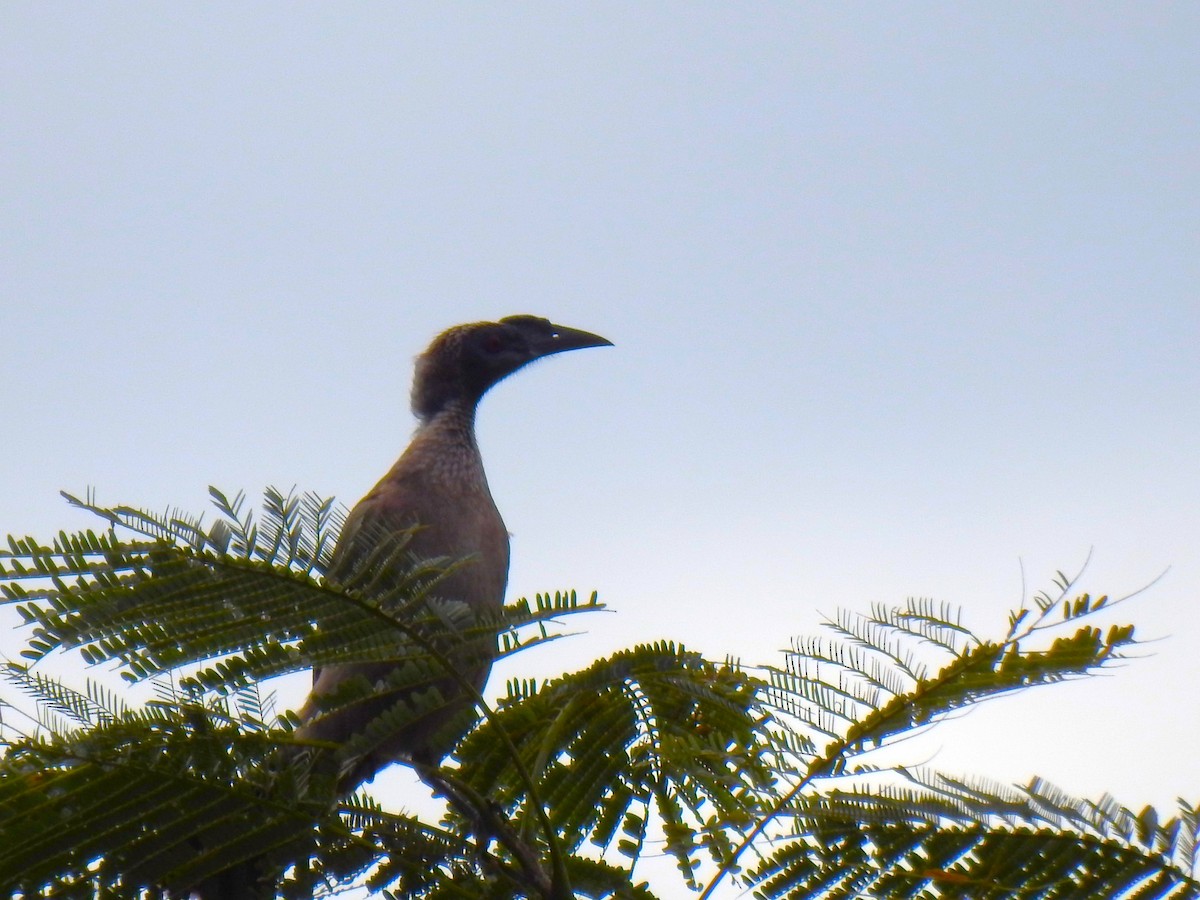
[[293, 315, 612, 793]]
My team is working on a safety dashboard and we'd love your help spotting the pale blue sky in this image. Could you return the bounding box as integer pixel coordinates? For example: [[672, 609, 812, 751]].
[[3, 3, 1199, 889]]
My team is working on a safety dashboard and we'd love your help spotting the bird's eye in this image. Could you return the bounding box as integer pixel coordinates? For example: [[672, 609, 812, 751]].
[[483, 334, 504, 353]]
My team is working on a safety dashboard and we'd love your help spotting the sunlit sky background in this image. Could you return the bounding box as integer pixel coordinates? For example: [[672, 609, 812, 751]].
[[3, 4, 1198, 892]]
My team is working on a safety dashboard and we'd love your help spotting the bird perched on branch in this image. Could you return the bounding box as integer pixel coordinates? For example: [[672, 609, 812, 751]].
[[295, 315, 611, 793]]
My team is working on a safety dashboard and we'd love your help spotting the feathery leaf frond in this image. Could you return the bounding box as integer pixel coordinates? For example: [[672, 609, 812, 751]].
[[2, 489, 1195, 899]]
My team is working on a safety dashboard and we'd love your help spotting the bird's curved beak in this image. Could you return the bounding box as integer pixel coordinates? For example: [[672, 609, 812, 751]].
[[535, 323, 614, 358]]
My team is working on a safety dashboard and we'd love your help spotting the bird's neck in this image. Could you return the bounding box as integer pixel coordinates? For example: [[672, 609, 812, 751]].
[[416, 397, 478, 444], [405, 398, 488, 490]]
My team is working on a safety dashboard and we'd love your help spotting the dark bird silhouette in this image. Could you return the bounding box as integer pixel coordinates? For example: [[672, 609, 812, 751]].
[[192, 316, 609, 899], [295, 315, 611, 792]]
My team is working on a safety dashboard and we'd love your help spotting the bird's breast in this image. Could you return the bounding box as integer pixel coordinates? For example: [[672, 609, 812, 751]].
[[355, 446, 509, 611]]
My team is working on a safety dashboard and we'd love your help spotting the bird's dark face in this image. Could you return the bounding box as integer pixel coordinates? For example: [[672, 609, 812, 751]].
[[411, 315, 611, 420]]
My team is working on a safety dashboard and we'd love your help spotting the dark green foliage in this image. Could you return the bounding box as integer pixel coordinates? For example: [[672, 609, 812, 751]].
[[453, 642, 774, 889], [1, 489, 1197, 898], [746, 778, 1200, 899]]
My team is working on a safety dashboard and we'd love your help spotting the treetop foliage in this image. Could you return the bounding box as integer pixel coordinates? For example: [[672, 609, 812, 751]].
[[0, 487, 1196, 899]]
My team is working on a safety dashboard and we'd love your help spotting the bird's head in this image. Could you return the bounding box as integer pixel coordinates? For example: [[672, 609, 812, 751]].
[[411, 315, 612, 420]]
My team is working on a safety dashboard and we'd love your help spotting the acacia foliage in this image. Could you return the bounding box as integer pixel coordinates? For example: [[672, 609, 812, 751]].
[[0, 488, 1195, 899]]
